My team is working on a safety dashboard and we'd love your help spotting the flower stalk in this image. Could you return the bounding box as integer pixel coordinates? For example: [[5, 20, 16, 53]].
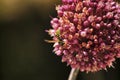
[[68, 68, 79, 80]]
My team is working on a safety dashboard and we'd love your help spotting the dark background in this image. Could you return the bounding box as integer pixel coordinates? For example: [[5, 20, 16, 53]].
[[0, 0, 120, 80]]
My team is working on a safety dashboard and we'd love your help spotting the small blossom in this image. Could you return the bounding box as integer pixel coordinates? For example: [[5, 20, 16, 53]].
[[80, 31, 87, 37]]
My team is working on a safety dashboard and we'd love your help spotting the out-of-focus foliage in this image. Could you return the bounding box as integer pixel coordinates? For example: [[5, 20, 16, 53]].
[[0, 0, 59, 21]]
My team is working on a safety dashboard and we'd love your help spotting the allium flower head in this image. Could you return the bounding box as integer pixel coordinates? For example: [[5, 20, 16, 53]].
[[47, 0, 120, 72]]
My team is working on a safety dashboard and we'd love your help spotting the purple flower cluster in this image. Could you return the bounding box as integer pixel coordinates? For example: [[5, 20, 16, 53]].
[[47, 0, 120, 72]]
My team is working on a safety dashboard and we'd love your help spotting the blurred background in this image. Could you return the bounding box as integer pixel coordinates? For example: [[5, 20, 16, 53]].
[[0, 0, 120, 80]]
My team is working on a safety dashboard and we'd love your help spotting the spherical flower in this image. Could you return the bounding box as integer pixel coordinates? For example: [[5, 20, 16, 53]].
[[47, 0, 120, 72]]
